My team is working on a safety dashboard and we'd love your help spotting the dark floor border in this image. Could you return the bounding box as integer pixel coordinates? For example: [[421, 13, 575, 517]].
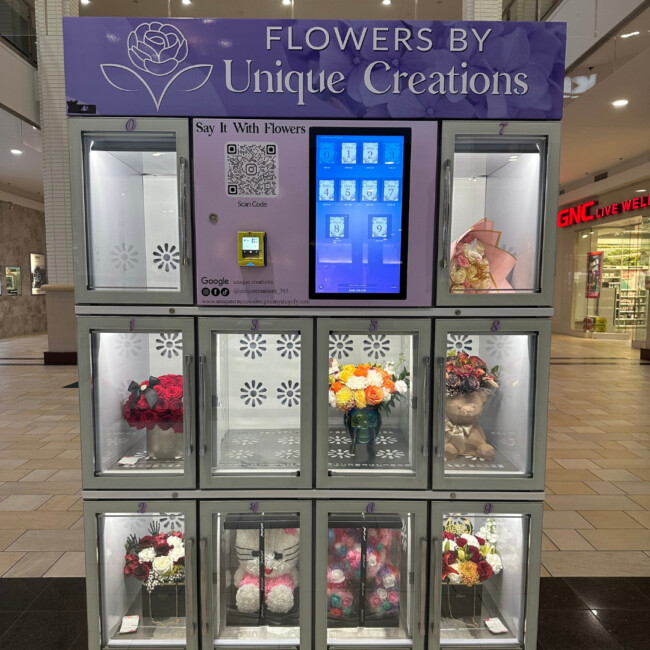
[[43, 351, 78, 365], [1, 577, 648, 649]]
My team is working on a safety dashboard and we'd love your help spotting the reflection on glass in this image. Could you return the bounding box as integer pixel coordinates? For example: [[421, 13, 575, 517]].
[[98, 512, 186, 645], [92, 331, 186, 475], [327, 512, 412, 642], [444, 334, 535, 476], [449, 135, 546, 294], [213, 512, 301, 644], [212, 332, 302, 476], [440, 512, 528, 645], [83, 132, 180, 291], [328, 332, 416, 475]]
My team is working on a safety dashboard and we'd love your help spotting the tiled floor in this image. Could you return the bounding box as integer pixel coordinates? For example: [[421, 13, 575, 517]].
[[0, 332, 648, 578]]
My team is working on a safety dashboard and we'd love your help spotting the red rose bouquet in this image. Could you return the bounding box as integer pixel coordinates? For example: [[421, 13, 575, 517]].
[[124, 524, 185, 593], [445, 352, 499, 397], [122, 374, 183, 433]]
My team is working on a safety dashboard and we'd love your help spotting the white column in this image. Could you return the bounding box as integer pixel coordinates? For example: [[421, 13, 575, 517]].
[[35, 0, 79, 362], [462, 0, 503, 20]]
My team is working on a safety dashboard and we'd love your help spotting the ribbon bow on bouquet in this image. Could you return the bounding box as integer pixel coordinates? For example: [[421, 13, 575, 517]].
[[127, 376, 160, 414], [445, 419, 473, 454]]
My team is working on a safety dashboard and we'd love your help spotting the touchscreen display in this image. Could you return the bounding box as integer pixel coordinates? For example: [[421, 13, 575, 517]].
[[310, 128, 410, 298]]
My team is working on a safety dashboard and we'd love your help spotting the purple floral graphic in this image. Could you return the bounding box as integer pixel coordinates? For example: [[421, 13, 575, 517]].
[[127, 22, 188, 76], [100, 21, 212, 111]]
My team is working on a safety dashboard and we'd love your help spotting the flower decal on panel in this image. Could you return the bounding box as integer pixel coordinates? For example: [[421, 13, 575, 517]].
[[155, 332, 182, 359], [127, 23, 188, 76], [274, 449, 300, 460], [227, 449, 254, 460], [276, 333, 301, 360], [277, 380, 300, 407], [278, 434, 301, 445], [374, 436, 398, 446], [153, 243, 180, 272], [363, 334, 390, 360], [329, 334, 353, 360], [447, 334, 475, 355], [112, 243, 139, 272], [328, 434, 349, 445], [484, 335, 515, 365], [100, 21, 213, 111], [329, 448, 354, 459], [231, 436, 260, 446], [239, 333, 267, 360], [376, 449, 405, 459], [115, 334, 143, 358], [240, 380, 267, 407], [158, 513, 183, 531]]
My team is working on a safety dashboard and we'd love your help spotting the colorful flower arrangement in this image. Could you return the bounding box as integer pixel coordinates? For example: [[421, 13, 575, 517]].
[[449, 219, 517, 294], [450, 236, 492, 292], [442, 519, 502, 587], [446, 351, 499, 397], [327, 527, 401, 622], [124, 523, 185, 593], [328, 356, 409, 414], [122, 374, 183, 432]]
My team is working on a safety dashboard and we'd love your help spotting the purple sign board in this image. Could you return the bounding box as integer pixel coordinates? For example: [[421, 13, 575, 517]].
[[193, 119, 437, 306], [63, 18, 566, 120]]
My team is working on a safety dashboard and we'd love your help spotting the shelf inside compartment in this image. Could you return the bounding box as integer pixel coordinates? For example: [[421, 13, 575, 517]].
[[103, 434, 184, 474], [445, 430, 527, 476], [214, 428, 302, 472], [327, 425, 413, 472]]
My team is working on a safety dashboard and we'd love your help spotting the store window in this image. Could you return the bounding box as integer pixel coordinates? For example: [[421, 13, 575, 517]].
[[571, 215, 650, 344]]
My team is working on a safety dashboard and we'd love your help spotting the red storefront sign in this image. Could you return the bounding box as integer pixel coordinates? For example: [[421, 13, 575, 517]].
[[557, 195, 649, 228]]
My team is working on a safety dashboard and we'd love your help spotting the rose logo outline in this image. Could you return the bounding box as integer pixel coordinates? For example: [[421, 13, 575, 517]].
[[100, 21, 212, 110]]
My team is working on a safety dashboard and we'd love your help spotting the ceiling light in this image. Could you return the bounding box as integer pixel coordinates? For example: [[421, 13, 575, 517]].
[[582, 234, 588, 238], [611, 99, 629, 107], [80, 0, 90, 5], [10, 149, 23, 155], [636, 189, 647, 192], [282, 0, 292, 5], [620, 31, 640, 38], [382, 0, 392, 5], [182, 0, 192, 5]]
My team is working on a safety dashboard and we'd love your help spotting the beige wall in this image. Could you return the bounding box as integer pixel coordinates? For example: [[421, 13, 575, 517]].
[[0, 201, 47, 338]]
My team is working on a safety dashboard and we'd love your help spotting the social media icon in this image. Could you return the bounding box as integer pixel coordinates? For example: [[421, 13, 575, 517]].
[[221, 288, 230, 297], [211, 288, 221, 296], [201, 288, 210, 296]]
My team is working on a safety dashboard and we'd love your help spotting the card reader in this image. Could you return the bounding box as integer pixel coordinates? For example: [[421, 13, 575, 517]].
[[237, 231, 266, 267]]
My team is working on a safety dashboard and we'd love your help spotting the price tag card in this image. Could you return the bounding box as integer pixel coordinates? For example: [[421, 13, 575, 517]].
[[119, 615, 139, 634], [484, 617, 508, 634], [118, 456, 139, 466]]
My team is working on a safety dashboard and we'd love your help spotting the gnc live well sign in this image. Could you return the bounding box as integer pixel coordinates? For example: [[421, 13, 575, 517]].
[[62, 18, 566, 119], [557, 195, 650, 228]]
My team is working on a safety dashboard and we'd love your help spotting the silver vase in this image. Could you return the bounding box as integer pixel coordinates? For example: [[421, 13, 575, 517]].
[[146, 424, 184, 460]]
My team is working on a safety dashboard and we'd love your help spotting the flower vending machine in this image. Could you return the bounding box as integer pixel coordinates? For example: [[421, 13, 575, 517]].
[[64, 15, 566, 650]]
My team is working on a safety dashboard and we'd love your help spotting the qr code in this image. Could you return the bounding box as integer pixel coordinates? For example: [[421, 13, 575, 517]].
[[225, 142, 278, 197]]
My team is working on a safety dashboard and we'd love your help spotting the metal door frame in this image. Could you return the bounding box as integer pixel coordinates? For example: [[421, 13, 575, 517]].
[[431, 319, 551, 492], [78, 316, 197, 490], [316, 318, 432, 490], [69, 117, 194, 305]]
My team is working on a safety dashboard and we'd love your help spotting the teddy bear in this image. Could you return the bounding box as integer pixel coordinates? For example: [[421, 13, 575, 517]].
[[445, 390, 495, 460], [234, 527, 299, 615]]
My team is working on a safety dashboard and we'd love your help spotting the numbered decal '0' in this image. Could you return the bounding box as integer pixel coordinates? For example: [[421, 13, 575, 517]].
[[484, 503, 493, 514], [126, 118, 137, 132]]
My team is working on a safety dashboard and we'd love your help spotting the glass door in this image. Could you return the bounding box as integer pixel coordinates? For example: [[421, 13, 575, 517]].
[[199, 500, 311, 649], [84, 500, 198, 650], [429, 501, 543, 649], [315, 500, 428, 650], [198, 318, 313, 489], [316, 319, 431, 490], [70, 117, 193, 304], [437, 122, 560, 307], [78, 316, 196, 489], [432, 319, 550, 492]]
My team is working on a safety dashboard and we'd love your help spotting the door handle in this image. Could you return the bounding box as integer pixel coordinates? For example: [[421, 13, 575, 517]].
[[184, 354, 193, 458]]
